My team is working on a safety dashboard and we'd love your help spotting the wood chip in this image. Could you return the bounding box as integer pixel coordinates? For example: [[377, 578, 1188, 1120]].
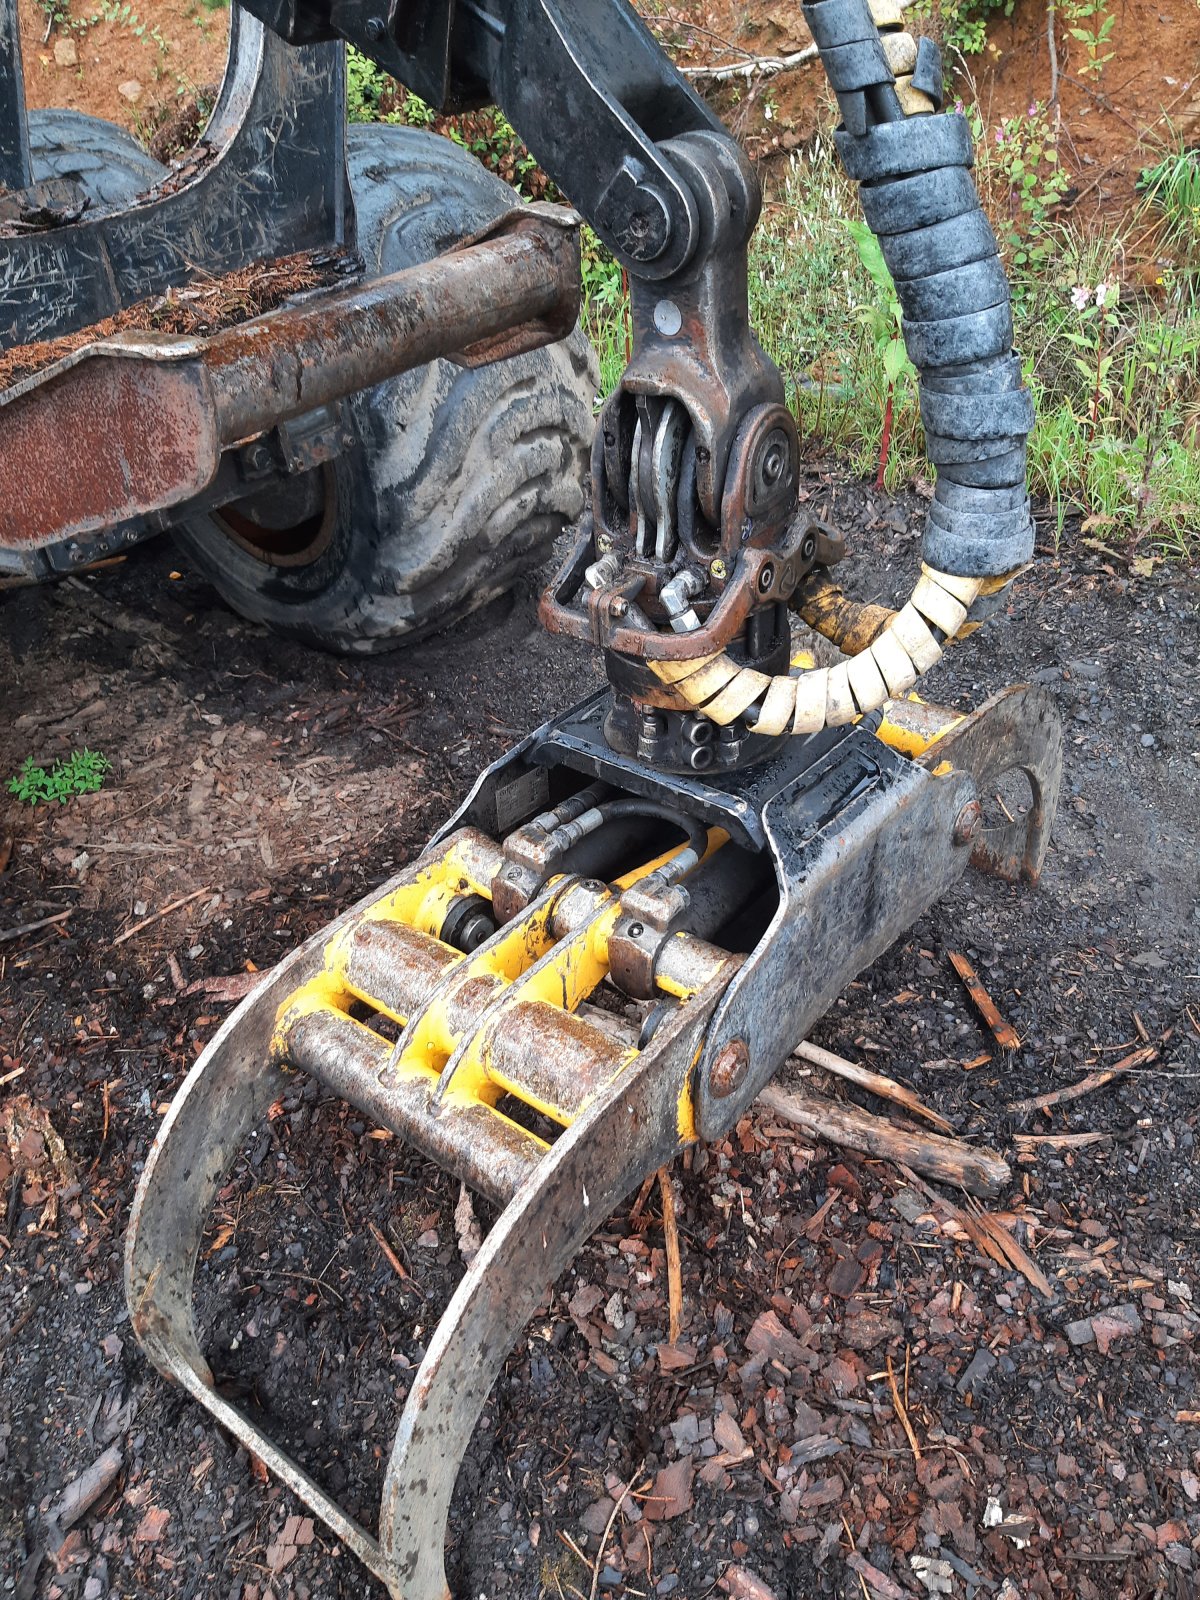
[[640, 1456, 693, 1521], [46, 1446, 123, 1534], [962, 1207, 1053, 1298], [846, 1551, 907, 1599], [719, 1566, 780, 1600]]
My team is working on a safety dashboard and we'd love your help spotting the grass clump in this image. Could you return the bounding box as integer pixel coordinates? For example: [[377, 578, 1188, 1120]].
[[582, 109, 1200, 557]]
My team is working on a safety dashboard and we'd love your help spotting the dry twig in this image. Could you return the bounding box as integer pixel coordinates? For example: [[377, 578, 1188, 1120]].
[[793, 1039, 953, 1133], [1008, 1046, 1156, 1114], [112, 888, 209, 947], [658, 1166, 683, 1346], [886, 1353, 922, 1461], [948, 950, 1021, 1050]]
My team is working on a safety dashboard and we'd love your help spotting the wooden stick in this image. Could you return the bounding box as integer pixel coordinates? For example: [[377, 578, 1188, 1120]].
[[368, 1222, 409, 1281], [758, 1084, 1011, 1199], [948, 950, 1021, 1050], [112, 887, 209, 946], [793, 1039, 953, 1134], [681, 0, 919, 80], [0, 908, 72, 944], [1013, 1129, 1114, 1151], [658, 1166, 682, 1346], [1008, 1046, 1156, 1114], [886, 1354, 922, 1461]]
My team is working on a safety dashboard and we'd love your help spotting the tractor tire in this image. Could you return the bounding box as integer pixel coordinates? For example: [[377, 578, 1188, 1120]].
[[173, 126, 598, 653], [27, 115, 597, 654], [27, 107, 165, 208]]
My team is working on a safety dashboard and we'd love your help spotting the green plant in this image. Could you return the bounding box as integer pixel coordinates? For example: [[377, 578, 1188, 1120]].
[[88, 0, 170, 53], [965, 100, 1069, 277], [8, 749, 112, 806], [576, 110, 1199, 557], [37, 0, 71, 35], [845, 219, 917, 486], [579, 225, 628, 396], [1139, 141, 1200, 287], [917, 0, 1013, 58], [1061, 0, 1115, 77], [347, 46, 403, 124]]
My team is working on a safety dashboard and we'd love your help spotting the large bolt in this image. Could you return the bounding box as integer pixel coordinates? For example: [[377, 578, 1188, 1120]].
[[953, 799, 984, 846], [710, 1039, 750, 1098]]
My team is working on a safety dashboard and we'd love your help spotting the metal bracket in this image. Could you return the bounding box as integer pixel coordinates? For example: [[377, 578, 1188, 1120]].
[[1, 11, 350, 348]]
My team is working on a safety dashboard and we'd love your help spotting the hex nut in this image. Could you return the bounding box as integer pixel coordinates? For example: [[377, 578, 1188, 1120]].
[[710, 1038, 750, 1098], [953, 799, 984, 846]]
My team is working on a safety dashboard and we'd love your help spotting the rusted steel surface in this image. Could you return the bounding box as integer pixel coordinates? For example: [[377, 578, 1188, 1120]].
[[279, 1005, 545, 1206], [915, 682, 1063, 886], [338, 920, 459, 1020], [484, 999, 627, 1121], [0, 19, 346, 345], [0, 206, 581, 551]]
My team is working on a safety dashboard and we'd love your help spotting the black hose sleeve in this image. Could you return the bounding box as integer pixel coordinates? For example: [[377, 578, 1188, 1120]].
[[807, 0, 1035, 580]]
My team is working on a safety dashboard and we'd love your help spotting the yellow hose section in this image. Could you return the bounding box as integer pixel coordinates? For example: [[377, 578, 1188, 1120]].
[[794, 570, 895, 655], [868, 0, 937, 114], [651, 565, 995, 735]]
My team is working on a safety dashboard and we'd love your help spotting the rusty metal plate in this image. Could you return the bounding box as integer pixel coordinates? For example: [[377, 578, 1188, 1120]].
[[0, 341, 217, 548], [696, 730, 977, 1140]]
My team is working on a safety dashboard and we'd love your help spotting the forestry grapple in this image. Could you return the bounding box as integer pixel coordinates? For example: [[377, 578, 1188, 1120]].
[[1, 0, 1063, 1592]]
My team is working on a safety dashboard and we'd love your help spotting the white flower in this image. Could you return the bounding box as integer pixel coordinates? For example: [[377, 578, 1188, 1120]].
[[1070, 285, 1090, 311]]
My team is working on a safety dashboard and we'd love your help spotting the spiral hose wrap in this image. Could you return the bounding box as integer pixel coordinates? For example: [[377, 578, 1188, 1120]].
[[650, 0, 1035, 734]]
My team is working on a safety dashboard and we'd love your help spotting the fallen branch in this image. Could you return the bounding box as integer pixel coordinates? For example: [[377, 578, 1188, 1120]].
[[758, 1083, 1010, 1199], [680, 0, 918, 80], [112, 887, 210, 947], [793, 1039, 953, 1133], [948, 950, 1020, 1051], [0, 908, 72, 944], [1008, 1046, 1156, 1115]]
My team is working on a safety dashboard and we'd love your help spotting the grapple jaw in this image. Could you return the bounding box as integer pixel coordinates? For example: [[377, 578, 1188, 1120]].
[[126, 683, 1060, 1599]]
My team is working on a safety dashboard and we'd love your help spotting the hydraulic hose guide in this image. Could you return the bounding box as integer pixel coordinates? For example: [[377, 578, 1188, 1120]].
[[654, 0, 1037, 736]]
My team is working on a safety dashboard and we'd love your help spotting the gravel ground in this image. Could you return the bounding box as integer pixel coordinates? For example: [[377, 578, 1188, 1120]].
[[1, 469, 1197, 1600]]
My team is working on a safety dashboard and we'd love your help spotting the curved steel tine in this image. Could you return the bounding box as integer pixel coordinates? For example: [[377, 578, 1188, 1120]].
[[377, 973, 726, 1598], [127, 817, 731, 1600], [123, 925, 394, 1580]]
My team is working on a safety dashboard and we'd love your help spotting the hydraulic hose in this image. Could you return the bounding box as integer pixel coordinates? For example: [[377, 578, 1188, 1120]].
[[653, 0, 1035, 736]]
